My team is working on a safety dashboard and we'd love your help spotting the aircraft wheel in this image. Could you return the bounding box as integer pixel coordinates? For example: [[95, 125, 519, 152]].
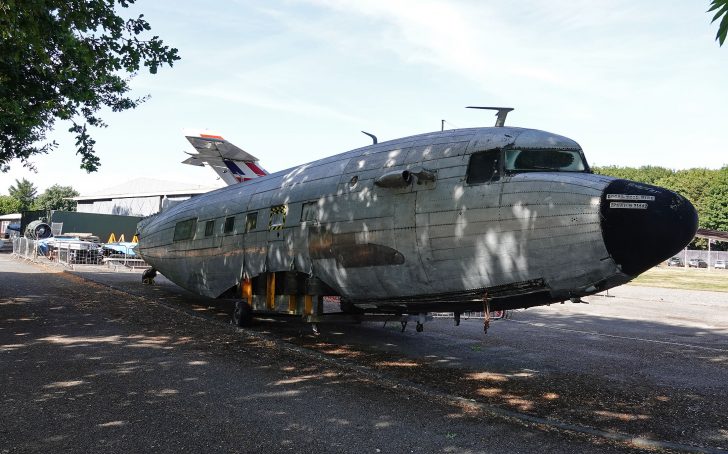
[[232, 300, 253, 327], [416, 322, 424, 333]]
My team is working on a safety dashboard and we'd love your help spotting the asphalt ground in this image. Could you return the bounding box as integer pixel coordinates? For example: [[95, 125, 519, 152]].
[[1, 253, 727, 453]]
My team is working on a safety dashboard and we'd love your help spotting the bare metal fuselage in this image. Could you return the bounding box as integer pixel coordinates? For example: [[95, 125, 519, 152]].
[[137, 126, 696, 313]]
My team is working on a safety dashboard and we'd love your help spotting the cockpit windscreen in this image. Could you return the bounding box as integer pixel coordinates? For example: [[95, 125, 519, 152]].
[[504, 149, 587, 173]]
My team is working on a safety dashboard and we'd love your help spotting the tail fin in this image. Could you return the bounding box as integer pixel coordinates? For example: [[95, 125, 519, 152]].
[[182, 130, 268, 185]]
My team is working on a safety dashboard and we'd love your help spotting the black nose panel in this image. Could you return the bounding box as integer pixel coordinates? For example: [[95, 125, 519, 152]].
[[600, 179, 698, 277]]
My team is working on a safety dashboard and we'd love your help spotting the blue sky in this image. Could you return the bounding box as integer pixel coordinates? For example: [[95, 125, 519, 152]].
[[2, 0, 727, 195]]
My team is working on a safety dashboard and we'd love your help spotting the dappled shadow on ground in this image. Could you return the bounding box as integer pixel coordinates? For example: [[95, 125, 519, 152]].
[[3, 262, 727, 452], [4, 269, 477, 452], [247, 307, 728, 450], [6, 266, 633, 453]]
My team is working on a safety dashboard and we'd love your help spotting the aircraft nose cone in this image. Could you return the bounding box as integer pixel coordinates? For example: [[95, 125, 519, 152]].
[[600, 179, 698, 277]]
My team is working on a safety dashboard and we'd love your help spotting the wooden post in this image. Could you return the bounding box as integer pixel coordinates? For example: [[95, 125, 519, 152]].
[[266, 273, 276, 311]]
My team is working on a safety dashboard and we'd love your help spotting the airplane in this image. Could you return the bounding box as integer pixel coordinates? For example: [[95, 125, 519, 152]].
[[181, 130, 268, 185], [136, 108, 698, 333]]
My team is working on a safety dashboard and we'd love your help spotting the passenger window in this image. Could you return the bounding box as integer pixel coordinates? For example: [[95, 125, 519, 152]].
[[301, 201, 318, 223], [224, 216, 235, 234], [173, 218, 197, 241], [204, 220, 215, 237], [245, 212, 257, 233], [269, 205, 287, 230], [466, 150, 501, 184]]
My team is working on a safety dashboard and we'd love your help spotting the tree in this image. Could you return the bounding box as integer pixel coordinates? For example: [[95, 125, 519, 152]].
[[709, 0, 728, 46], [655, 168, 717, 217], [592, 165, 673, 186], [8, 178, 37, 211], [0, 194, 20, 214], [0, 0, 180, 173], [31, 184, 79, 212], [702, 167, 728, 232]]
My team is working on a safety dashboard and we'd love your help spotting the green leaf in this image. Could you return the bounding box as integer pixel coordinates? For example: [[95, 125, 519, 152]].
[[0, 0, 181, 172], [718, 10, 728, 45]]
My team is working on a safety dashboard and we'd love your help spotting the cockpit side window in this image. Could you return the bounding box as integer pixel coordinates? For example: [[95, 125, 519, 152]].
[[466, 149, 501, 184], [504, 149, 587, 173]]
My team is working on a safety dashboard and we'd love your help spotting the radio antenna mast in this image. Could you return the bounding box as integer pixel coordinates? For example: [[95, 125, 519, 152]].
[[466, 106, 514, 127]]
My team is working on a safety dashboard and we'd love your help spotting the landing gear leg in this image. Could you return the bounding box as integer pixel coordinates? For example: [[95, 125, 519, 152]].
[[142, 268, 157, 285], [232, 300, 253, 327], [483, 291, 491, 334], [454, 311, 461, 327], [415, 312, 426, 333], [400, 321, 408, 332]]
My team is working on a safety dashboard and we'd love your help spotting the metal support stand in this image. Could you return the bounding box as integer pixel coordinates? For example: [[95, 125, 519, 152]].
[[142, 268, 157, 285], [483, 291, 491, 334], [416, 313, 426, 332]]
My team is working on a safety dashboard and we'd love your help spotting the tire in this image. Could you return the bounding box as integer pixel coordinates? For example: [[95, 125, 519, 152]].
[[232, 300, 253, 327]]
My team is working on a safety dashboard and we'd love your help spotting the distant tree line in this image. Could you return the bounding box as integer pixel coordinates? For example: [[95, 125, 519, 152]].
[[593, 165, 728, 250], [2, 168, 725, 250], [0, 178, 78, 215]]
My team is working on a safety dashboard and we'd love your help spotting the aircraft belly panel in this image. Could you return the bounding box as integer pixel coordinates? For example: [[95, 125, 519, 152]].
[[243, 231, 267, 277], [291, 226, 313, 274], [200, 252, 245, 297], [266, 229, 295, 272]]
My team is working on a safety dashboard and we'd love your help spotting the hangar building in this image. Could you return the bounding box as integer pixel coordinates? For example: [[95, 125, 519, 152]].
[[72, 177, 221, 217]]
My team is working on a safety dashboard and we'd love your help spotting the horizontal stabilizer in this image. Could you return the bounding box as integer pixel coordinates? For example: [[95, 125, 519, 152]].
[[182, 156, 205, 167], [182, 130, 268, 185], [184, 131, 259, 162]]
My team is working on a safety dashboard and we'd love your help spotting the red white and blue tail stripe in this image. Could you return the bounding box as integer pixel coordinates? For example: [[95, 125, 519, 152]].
[[182, 130, 268, 185]]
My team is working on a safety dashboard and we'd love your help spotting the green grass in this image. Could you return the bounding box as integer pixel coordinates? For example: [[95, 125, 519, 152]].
[[630, 266, 728, 292]]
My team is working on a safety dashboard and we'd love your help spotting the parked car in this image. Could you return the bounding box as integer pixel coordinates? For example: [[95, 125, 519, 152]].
[[667, 257, 683, 267], [715, 260, 727, 269], [688, 258, 708, 268]]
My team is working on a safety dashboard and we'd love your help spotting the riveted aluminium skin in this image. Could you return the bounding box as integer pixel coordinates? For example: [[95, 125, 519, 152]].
[[136, 126, 697, 313]]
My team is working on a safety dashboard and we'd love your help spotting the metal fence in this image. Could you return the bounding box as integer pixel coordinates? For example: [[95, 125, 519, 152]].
[[54, 241, 104, 268], [12, 237, 38, 261], [670, 249, 728, 268], [12, 237, 146, 271]]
